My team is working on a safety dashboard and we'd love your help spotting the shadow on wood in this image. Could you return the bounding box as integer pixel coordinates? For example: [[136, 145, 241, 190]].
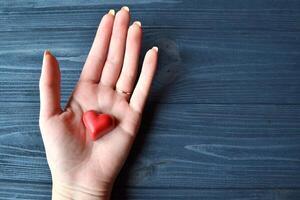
[[111, 38, 182, 199]]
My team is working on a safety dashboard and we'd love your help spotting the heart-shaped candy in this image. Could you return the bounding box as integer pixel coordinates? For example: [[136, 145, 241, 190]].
[[83, 110, 115, 141]]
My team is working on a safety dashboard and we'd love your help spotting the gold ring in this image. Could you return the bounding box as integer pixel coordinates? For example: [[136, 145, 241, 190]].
[[116, 87, 132, 95]]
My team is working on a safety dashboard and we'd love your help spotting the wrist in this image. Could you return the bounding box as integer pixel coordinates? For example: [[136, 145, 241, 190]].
[[52, 179, 112, 200]]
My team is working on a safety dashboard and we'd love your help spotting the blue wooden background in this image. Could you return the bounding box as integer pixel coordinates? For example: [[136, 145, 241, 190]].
[[1, 0, 300, 199]]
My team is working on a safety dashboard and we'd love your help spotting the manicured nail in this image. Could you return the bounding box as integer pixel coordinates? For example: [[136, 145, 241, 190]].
[[108, 9, 115, 16], [44, 49, 51, 57], [152, 46, 158, 52], [122, 6, 130, 12], [134, 21, 142, 27], [43, 50, 51, 65]]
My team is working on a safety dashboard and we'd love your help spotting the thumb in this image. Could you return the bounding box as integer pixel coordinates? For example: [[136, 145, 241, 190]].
[[39, 50, 62, 120]]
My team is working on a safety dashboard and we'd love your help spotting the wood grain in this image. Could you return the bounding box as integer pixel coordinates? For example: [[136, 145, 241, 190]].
[[1, 0, 300, 199], [1, 182, 300, 200], [0, 28, 300, 104], [0, 103, 299, 189]]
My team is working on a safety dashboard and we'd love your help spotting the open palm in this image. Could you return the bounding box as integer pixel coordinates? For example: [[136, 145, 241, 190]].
[[39, 7, 158, 198]]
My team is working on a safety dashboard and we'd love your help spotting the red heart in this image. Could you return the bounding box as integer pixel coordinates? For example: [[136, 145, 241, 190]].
[[83, 110, 115, 141]]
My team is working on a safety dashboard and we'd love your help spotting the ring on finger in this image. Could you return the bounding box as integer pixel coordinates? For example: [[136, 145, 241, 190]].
[[116, 87, 132, 95]]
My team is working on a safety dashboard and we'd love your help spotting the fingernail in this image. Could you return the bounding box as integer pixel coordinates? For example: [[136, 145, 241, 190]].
[[43, 50, 51, 65], [44, 49, 51, 57], [108, 9, 115, 16], [134, 21, 141, 27], [152, 46, 158, 52], [122, 6, 130, 12]]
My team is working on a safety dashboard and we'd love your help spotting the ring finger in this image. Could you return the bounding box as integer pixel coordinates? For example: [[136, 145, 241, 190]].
[[100, 6, 130, 87], [116, 21, 142, 99]]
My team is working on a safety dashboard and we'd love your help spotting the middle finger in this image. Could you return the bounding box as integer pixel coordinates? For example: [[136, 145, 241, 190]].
[[100, 6, 130, 88]]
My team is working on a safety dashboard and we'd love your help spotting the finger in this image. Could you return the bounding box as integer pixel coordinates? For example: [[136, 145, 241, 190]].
[[130, 47, 158, 113], [100, 6, 130, 87], [116, 21, 142, 99], [79, 10, 115, 83], [39, 50, 62, 120]]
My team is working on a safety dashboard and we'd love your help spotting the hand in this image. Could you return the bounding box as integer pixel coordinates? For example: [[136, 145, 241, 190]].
[[39, 7, 158, 200]]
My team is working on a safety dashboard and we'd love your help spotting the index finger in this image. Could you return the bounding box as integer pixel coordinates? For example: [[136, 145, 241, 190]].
[[79, 10, 115, 83]]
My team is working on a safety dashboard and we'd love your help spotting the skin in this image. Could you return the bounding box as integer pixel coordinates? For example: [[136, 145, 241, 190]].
[[39, 7, 158, 200]]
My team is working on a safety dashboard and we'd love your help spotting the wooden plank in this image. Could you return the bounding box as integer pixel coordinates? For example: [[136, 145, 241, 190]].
[[0, 28, 300, 104], [112, 188, 300, 200], [0, 103, 299, 188], [0, 182, 300, 200], [0, 182, 51, 200], [1, 6, 300, 31], [2, 0, 300, 10]]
